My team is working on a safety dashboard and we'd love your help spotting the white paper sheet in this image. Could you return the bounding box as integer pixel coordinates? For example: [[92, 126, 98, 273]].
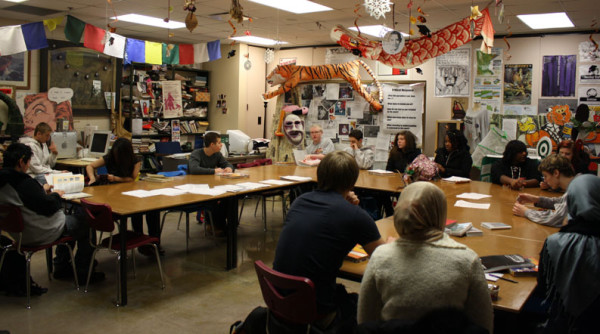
[[369, 169, 394, 175], [325, 83, 340, 100], [235, 182, 271, 190], [442, 176, 471, 183], [456, 193, 492, 200], [175, 184, 209, 191], [280, 175, 313, 182], [454, 200, 490, 209], [260, 179, 294, 185], [122, 190, 159, 198]]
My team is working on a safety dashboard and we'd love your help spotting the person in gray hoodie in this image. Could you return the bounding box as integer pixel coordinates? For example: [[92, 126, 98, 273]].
[[18, 122, 61, 184], [0, 143, 103, 283]]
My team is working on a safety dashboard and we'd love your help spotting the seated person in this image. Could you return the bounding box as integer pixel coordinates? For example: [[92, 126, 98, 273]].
[[434, 129, 472, 178], [19, 122, 62, 184], [0, 143, 104, 283], [557, 139, 590, 175], [357, 182, 493, 332], [306, 124, 335, 160], [188, 132, 233, 175], [512, 154, 575, 227], [385, 130, 421, 172], [537, 174, 600, 333], [273, 151, 386, 329], [85, 137, 163, 256], [188, 132, 234, 234], [344, 129, 374, 170], [491, 140, 542, 189]]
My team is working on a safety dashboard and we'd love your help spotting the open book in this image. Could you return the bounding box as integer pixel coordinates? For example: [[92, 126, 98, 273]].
[[45, 173, 91, 200]]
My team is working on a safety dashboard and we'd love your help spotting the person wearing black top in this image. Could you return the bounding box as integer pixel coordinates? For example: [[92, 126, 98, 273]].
[[85, 137, 163, 256], [434, 129, 473, 178], [385, 130, 421, 172], [557, 140, 590, 175], [491, 140, 542, 189]]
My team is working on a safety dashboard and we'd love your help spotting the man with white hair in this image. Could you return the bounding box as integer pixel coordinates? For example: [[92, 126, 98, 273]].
[[306, 124, 335, 160]]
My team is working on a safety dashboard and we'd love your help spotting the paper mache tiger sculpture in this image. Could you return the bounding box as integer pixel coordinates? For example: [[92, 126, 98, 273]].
[[262, 60, 383, 111]]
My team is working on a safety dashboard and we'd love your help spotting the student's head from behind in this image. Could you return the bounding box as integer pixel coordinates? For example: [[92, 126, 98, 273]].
[[574, 103, 590, 123], [309, 125, 323, 144], [394, 130, 417, 152], [445, 129, 468, 152], [203, 132, 222, 152], [502, 140, 527, 165], [348, 129, 363, 148], [317, 151, 359, 194], [3, 143, 33, 171], [283, 113, 305, 146], [394, 182, 447, 242], [33, 122, 52, 144], [566, 174, 600, 225], [539, 154, 575, 190]]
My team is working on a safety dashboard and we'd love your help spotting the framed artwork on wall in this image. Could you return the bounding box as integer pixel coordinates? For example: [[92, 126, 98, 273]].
[[0, 52, 30, 90], [40, 40, 122, 114]]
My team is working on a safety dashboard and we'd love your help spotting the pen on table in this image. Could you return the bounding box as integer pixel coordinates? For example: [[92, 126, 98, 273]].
[[489, 274, 518, 284]]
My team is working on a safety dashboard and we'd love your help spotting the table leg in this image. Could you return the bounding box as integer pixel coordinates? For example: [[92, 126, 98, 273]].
[[119, 216, 128, 306], [226, 196, 239, 270]]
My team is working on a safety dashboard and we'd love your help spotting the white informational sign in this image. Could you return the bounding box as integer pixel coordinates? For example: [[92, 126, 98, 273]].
[[382, 83, 424, 145], [579, 85, 600, 105], [579, 64, 600, 84], [435, 47, 471, 97], [503, 105, 537, 115], [161, 80, 183, 118], [579, 41, 600, 63]]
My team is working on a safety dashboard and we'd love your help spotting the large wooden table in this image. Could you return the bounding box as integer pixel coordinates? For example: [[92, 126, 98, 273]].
[[339, 180, 557, 313]]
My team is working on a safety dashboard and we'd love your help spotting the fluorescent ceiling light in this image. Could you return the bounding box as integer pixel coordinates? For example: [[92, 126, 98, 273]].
[[517, 12, 574, 30], [230, 35, 288, 46], [349, 25, 409, 39], [248, 0, 332, 14], [4, 0, 29, 3], [111, 14, 186, 29]]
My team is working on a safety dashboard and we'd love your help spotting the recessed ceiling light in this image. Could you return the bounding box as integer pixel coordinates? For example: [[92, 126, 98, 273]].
[[517, 12, 574, 30], [230, 36, 288, 46], [111, 14, 186, 29], [349, 25, 409, 39], [248, 0, 332, 14]]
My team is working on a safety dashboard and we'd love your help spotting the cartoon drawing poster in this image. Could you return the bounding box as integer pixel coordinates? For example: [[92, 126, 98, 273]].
[[434, 47, 471, 97], [161, 80, 183, 118], [504, 64, 532, 105]]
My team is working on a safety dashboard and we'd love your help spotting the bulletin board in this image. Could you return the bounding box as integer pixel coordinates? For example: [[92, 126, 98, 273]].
[[267, 80, 426, 165]]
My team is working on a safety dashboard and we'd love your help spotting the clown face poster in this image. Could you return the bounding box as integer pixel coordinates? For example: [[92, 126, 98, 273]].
[[504, 64, 532, 105]]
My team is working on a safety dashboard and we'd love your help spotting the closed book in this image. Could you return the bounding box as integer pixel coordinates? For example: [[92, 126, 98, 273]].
[[481, 222, 512, 230], [480, 254, 535, 273], [509, 257, 539, 277], [445, 222, 472, 237], [346, 244, 368, 263], [466, 227, 483, 236]]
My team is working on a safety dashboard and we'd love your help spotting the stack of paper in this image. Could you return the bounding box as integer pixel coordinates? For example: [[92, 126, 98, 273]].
[[260, 179, 294, 185], [454, 200, 490, 209], [280, 175, 312, 182], [442, 176, 471, 183]]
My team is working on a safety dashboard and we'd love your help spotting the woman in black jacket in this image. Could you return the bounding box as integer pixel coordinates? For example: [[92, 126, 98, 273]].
[[386, 130, 421, 172], [434, 129, 473, 178]]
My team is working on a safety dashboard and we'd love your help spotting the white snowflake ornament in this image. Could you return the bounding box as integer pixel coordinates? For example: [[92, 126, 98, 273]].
[[264, 49, 274, 64], [364, 0, 392, 20]]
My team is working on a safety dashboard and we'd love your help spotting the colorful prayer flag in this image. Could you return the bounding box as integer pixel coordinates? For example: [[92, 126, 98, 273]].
[[178, 44, 194, 64], [64, 15, 86, 44], [162, 43, 180, 65], [193, 43, 209, 63], [125, 38, 145, 64], [103, 32, 126, 59], [43, 16, 64, 32], [0, 25, 27, 56], [207, 40, 221, 61], [145, 41, 162, 65], [83, 24, 106, 53]]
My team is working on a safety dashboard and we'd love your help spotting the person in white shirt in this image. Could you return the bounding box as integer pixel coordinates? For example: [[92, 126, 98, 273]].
[[19, 122, 61, 184], [306, 124, 335, 160], [344, 129, 374, 170]]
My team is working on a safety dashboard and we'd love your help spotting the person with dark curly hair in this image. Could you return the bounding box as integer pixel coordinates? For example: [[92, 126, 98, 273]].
[[385, 130, 421, 173], [434, 129, 473, 178], [491, 140, 542, 189]]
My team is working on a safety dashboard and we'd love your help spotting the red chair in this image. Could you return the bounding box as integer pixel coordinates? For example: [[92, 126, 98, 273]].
[[80, 199, 165, 305], [254, 260, 320, 331], [237, 162, 286, 231], [0, 204, 79, 309]]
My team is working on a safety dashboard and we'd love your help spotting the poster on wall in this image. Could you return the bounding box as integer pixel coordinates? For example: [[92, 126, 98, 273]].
[[537, 99, 578, 115], [382, 83, 424, 145], [23, 89, 74, 137], [435, 47, 471, 97], [579, 86, 600, 105], [578, 64, 600, 84], [161, 80, 183, 118], [503, 105, 537, 116], [542, 55, 576, 97], [473, 47, 503, 113], [579, 41, 600, 63], [504, 64, 532, 105], [325, 47, 357, 64]]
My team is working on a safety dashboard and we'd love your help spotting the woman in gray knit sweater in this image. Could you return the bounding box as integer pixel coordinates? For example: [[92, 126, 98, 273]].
[[357, 182, 493, 332]]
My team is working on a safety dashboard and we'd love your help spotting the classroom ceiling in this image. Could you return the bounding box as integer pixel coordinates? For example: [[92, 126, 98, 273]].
[[0, 0, 596, 48]]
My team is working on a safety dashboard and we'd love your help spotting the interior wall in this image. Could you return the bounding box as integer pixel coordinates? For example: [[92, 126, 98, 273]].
[[238, 45, 267, 138]]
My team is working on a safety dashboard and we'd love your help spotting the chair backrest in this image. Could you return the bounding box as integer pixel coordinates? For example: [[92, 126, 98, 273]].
[[254, 260, 318, 325], [80, 199, 115, 233], [155, 141, 183, 155], [237, 161, 260, 169], [0, 204, 24, 233], [255, 158, 273, 166]]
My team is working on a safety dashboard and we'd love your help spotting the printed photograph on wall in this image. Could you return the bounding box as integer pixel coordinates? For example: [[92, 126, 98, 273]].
[[504, 64, 532, 105], [339, 83, 354, 100], [317, 105, 329, 120], [301, 85, 313, 100], [333, 100, 346, 116], [313, 84, 325, 97], [542, 55, 576, 97], [363, 125, 380, 138], [338, 123, 350, 136], [0, 52, 30, 89]]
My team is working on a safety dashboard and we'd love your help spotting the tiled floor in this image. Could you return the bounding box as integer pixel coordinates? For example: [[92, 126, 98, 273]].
[[0, 197, 360, 333]]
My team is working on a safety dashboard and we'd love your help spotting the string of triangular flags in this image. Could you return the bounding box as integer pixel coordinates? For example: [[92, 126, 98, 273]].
[[0, 15, 222, 65]]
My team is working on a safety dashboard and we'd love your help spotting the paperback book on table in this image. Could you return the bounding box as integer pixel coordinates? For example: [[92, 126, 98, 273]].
[[480, 254, 535, 273], [346, 244, 369, 263]]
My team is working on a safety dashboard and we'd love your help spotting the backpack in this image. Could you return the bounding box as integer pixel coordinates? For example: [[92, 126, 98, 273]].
[[406, 154, 439, 181]]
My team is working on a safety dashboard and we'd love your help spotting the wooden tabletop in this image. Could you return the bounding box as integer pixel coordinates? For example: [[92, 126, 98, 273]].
[[339, 181, 559, 313]]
